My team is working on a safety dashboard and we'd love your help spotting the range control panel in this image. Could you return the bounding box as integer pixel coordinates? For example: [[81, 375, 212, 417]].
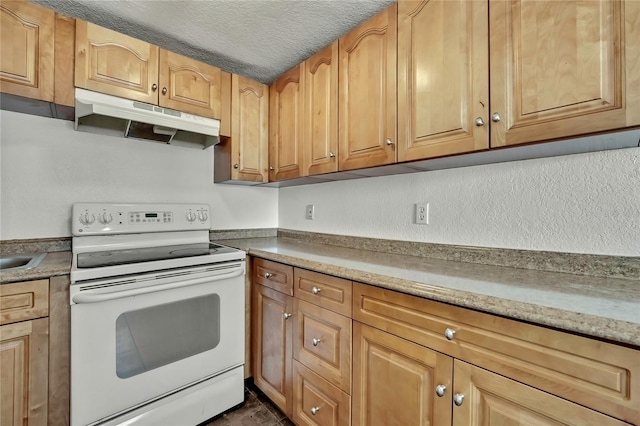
[[72, 203, 210, 235]]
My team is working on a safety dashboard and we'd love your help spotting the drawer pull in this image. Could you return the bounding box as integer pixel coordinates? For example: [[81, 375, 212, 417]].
[[310, 406, 320, 415], [283, 313, 292, 320], [312, 337, 322, 346], [435, 384, 446, 397], [311, 286, 321, 295], [453, 393, 465, 406], [444, 328, 456, 340], [264, 272, 272, 279]]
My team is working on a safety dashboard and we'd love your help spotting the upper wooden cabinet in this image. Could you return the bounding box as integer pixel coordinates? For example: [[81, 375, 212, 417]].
[[397, 0, 489, 161], [75, 21, 230, 122], [338, 3, 397, 171], [0, 1, 55, 102], [303, 41, 339, 176], [490, 0, 640, 147], [270, 64, 303, 181]]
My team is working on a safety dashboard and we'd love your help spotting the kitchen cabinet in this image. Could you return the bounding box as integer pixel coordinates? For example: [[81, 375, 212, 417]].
[[270, 64, 303, 181], [302, 41, 339, 176], [338, 3, 397, 171], [1, 1, 55, 102], [353, 283, 640, 425], [75, 21, 230, 125], [0, 280, 49, 426]]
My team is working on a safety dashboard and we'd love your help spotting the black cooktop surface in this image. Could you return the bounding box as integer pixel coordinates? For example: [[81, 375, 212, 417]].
[[77, 243, 238, 268]]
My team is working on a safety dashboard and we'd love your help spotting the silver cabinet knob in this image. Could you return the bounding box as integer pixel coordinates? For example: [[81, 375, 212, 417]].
[[385, 138, 394, 146], [310, 406, 320, 415], [283, 313, 292, 320], [444, 328, 456, 340], [233, 163, 239, 169], [269, 166, 275, 171], [162, 87, 167, 95], [329, 152, 335, 158], [311, 286, 321, 295], [264, 272, 272, 278], [151, 83, 158, 91], [312, 338, 321, 346], [474, 117, 485, 126], [453, 393, 465, 406], [435, 384, 447, 397], [491, 112, 501, 122]]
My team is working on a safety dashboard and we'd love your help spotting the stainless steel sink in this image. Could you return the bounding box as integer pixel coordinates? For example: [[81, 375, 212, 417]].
[[0, 253, 47, 271]]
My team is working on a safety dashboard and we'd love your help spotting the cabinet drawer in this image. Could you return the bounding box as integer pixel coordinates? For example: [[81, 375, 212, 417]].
[[353, 283, 640, 424], [292, 360, 350, 426], [294, 299, 351, 393], [253, 258, 294, 295], [294, 268, 352, 317], [0, 280, 49, 325]]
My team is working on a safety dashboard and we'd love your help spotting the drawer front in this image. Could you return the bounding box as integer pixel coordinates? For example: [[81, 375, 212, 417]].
[[292, 360, 351, 426], [253, 258, 294, 295], [294, 268, 352, 317], [353, 283, 640, 424], [294, 299, 351, 393], [0, 280, 49, 325]]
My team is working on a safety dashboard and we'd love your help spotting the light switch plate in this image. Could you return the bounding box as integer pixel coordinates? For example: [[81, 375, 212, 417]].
[[306, 204, 315, 220]]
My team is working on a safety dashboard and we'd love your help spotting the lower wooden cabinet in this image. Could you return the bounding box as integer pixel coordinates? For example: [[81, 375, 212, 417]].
[[293, 360, 350, 426]]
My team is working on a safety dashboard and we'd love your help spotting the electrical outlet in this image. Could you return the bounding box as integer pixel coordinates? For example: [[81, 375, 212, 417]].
[[306, 204, 315, 220], [414, 203, 429, 225]]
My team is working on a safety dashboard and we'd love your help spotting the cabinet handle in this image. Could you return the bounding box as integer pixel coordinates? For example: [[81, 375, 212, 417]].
[[233, 164, 239, 169], [151, 83, 158, 91], [311, 286, 321, 295], [491, 112, 501, 122], [310, 406, 320, 415], [474, 117, 485, 127], [162, 87, 168, 95], [312, 337, 321, 346], [264, 272, 272, 279], [283, 313, 292, 320], [435, 384, 446, 397], [385, 138, 394, 146], [269, 166, 275, 171], [444, 328, 456, 340], [453, 393, 465, 406], [329, 152, 336, 158]]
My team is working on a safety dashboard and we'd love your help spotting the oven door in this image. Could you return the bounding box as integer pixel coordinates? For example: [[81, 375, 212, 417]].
[[71, 262, 245, 426]]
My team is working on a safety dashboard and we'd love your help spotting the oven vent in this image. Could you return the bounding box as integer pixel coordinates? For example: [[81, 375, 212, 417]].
[[79, 279, 136, 291]]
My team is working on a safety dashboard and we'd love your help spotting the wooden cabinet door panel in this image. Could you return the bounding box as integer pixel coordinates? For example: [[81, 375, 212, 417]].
[[352, 322, 452, 426], [338, 4, 397, 171], [158, 50, 224, 119], [490, 0, 637, 147], [0, 279, 49, 325], [270, 64, 303, 181], [303, 42, 339, 176], [252, 284, 293, 416], [75, 21, 159, 104], [0, 1, 55, 101], [231, 74, 269, 183], [398, 0, 488, 161], [0, 318, 48, 426], [453, 360, 632, 426]]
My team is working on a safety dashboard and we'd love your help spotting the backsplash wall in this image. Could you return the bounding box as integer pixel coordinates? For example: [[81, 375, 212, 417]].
[[279, 142, 640, 257], [0, 111, 278, 240]]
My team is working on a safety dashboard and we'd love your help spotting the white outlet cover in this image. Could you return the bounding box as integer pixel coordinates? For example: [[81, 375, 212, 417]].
[[306, 204, 315, 220]]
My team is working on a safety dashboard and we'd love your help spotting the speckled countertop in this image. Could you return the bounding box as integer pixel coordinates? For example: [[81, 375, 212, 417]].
[[0, 251, 72, 284], [216, 237, 640, 347]]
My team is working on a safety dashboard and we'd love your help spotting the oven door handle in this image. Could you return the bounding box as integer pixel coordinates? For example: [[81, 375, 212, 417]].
[[71, 267, 244, 304]]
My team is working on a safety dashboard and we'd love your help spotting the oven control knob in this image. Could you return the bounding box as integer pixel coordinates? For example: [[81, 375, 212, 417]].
[[186, 211, 197, 222], [98, 212, 113, 225], [198, 211, 208, 222], [79, 212, 95, 226]]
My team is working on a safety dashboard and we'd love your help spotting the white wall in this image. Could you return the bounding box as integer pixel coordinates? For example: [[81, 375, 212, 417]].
[[0, 111, 278, 240], [279, 145, 640, 256]]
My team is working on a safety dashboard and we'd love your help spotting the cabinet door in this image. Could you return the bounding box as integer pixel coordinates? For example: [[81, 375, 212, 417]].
[[397, 0, 488, 161], [0, 318, 48, 426], [352, 322, 452, 426], [0, 1, 55, 102], [303, 42, 339, 176], [75, 21, 159, 104], [270, 64, 303, 181], [338, 4, 397, 171], [158, 49, 225, 119], [452, 360, 632, 426], [231, 74, 269, 183], [490, 0, 640, 147], [252, 284, 293, 417]]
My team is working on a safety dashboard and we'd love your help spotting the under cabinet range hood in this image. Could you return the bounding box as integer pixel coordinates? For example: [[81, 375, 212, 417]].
[[74, 88, 220, 149]]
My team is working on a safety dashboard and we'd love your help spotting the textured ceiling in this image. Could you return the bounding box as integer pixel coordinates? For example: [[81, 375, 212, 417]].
[[34, 0, 395, 84]]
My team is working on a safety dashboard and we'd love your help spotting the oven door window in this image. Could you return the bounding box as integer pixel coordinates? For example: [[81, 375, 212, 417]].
[[115, 294, 220, 379]]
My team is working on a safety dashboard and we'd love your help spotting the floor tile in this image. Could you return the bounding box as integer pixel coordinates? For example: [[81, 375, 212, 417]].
[[204, 385, 288, 426]]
